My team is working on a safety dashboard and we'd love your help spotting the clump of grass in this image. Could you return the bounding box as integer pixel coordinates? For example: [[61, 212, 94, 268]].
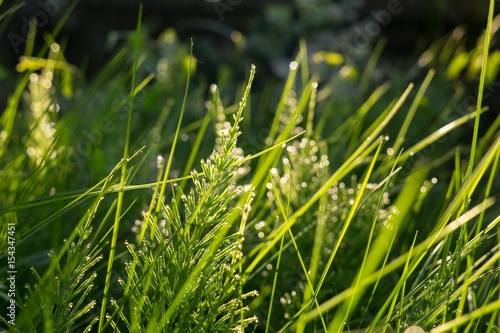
[[1, 2, 499, 333], [5, 160, 127, 332], [106, 65, 259, 332], [19, 224, 102, 332]]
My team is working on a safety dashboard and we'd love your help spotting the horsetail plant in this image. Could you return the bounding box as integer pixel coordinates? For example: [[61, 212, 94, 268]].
[[109, 66, 259, 332]]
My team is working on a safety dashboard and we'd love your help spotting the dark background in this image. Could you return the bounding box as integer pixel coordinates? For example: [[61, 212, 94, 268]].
[[0, 0, 492, 78]]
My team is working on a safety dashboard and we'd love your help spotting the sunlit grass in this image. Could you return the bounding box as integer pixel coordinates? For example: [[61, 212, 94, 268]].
[[1, 1, 499, 332]]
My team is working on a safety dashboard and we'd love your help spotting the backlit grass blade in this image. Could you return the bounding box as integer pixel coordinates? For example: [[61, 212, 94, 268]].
[[469, 0, 496, 169], [397, 108, 488, 165], [176, 96, 212, 193], [433, 133, 500, 233], [244, 77, 315, 222], [13, 151, 127, 331], [265, 233, 285, 333], [0, 149, 141, 253], [126, 40, 197, 324], [357, 37, 387, 104], [155, 38, 193, 216], [98, 6, 143, 332], [268, 47, 306, 140], [355, 157, 403, 329], [346, 81, 392, 153], [295, 144, 330, 333], [393, 68, 436, 153]]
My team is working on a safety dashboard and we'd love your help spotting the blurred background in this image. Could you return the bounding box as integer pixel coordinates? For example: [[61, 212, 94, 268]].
[[0, 0, 493, 79]]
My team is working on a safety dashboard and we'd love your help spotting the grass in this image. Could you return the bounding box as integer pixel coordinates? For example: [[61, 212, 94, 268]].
[[1, 1, 500, 332]]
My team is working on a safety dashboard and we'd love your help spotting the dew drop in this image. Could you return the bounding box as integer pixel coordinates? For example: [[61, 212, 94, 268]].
[[210, 84, 218, 94], [404, 326, 425, 333]]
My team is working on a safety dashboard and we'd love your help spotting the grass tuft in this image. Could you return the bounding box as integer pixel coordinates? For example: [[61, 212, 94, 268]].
[[1, 2, 499, 333]]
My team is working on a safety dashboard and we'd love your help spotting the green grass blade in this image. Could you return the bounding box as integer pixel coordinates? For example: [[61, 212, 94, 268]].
[[393, 68, 436, 153], [397, 108, 488, 165], [357, 37, 387, 104], [98, 6, 143, 332], [469, 0, 495, 168]]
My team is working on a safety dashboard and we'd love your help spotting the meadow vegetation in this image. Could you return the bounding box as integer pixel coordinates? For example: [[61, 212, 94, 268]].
[[1, 2, 499, 332]]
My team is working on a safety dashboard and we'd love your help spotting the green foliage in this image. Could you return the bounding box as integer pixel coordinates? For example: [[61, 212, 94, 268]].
[[1, 2, 499, 333], [112, 66, 258, 332]]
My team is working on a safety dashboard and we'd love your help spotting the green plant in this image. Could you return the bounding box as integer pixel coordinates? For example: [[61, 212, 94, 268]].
[[1, 1, 499, 333]]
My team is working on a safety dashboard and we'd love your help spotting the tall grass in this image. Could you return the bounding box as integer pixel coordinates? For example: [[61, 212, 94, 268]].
[[1, 1, 499, 332]]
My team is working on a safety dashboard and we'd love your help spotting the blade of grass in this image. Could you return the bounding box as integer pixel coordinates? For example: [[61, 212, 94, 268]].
[[24, 16, 36, 57], [305, 82, 318, 139], [360, 221, 399, 330], [469, 0, 495, 169], [356, 37, 387, 104], [396, 108, 488, 165], [128, 37, 196, 321], [346, 81, 392, 154], [431, 84, 465, 130], [474, 139, 499, 235], [98, 6, 143, 332], [176, 97, 211, 193], [392, 68, 436, 153], [265, 233, 286, 333], [396, 234, 420, 333], [375, 233, 419, 332], [277, 145, 400, 333], [268, 48, 306, 140], [419, 237, 500, 327], [431, 133, 500, 234], [0, 149, 141, 255], [154, 38, 193, 216], [0, 1, 25, 24], [243, 77, 315, 226], [355, 155, 403, 329], [429, 284, 500, 332], [477, 112, 500, 159], [1, 129, 304, 218], [14, 152, 128, 330]]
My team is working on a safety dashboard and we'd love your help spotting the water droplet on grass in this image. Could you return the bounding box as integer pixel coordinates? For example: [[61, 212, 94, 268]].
[[404, 326, 425, 333]]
